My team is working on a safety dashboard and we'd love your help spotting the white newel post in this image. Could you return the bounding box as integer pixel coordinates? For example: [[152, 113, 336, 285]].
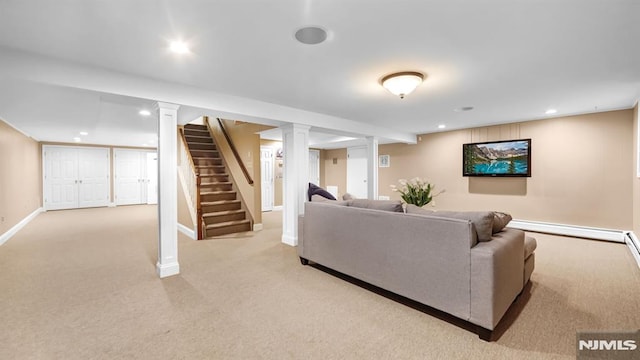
[[366, 136, 379, 200], [281, 124, 310, 246], [156, 102, 180, 278]]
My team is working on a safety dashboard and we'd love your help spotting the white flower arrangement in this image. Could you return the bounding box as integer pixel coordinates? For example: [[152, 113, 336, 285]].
[[390, 177, 445, 207]]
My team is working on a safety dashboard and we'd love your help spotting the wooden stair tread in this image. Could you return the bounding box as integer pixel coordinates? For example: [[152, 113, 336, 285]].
[[201, 200, 241, 205], [205, 219, 250, 229], [200, 190, 235, 195], [202, 209, 245, 217], [201, 181, 232, 186]]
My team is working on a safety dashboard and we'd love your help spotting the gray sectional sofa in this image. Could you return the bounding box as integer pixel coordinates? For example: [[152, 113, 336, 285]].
[[297, 200, 536, 341]]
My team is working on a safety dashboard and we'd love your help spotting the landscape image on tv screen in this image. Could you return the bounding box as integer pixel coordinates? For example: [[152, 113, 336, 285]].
[[463, 139, 531, 177]]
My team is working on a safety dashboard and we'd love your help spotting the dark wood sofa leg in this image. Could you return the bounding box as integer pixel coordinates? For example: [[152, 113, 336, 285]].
[[300, 257, 309, 265], [477, 327, 493, 342]]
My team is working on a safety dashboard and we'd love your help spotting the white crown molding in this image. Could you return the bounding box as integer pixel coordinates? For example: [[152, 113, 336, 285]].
[[0, 117, 38, 141]]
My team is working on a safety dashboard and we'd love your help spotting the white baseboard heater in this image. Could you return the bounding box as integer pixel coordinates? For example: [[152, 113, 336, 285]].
[[508, 219, 626, 243]]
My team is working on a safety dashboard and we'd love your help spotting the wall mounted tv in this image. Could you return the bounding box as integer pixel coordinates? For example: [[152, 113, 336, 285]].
[[463, 139, 531, 177]]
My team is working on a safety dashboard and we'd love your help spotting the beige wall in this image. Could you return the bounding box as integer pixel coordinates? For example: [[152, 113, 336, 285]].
[[0, 119, 42, 236], [321, 148, 347, 199], [324, 110, 634, 230], [633, 103, 640, 234], [217, 119, 275, 225], [177, 174, 195, 230]]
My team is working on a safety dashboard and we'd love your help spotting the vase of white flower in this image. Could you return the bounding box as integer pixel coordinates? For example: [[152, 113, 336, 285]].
[[390, 177, 445, 207]]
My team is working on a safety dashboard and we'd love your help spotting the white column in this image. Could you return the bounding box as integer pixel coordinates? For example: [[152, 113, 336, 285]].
[[156, 102, 180, 278], [366, 136, 379, 200], [281, 124, 310, 246]]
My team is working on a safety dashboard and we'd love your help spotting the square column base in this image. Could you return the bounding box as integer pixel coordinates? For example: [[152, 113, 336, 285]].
[[156, 262, 180, 278]]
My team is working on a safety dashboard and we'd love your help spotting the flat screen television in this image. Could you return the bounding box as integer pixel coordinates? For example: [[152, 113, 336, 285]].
[[463, 139, 531, 177]]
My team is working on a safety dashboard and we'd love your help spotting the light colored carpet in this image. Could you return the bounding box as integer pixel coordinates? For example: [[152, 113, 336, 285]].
[[1, 206, 639, 359]]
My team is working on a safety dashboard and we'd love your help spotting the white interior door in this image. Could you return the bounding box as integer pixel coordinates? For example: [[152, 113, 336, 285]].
[[261, 147, 274, 211], [77, 148, 110, 208], [347, 146, 368, 199], [44, 147, 79, 210], [115, 150, 143, 205], [146, 152, 158, 205], [309, 149, 320, 186]]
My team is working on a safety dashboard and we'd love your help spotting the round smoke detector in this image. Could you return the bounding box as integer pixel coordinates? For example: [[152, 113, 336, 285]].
[[295, 26, 328, 45]]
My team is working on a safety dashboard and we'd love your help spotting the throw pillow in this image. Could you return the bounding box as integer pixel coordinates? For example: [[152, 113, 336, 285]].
[[492, 212, 512, 233], [347, 199, 403, 212], [342, 193, 354, 200], [308, 183, 336, 201], [406, 205, 494, 242]]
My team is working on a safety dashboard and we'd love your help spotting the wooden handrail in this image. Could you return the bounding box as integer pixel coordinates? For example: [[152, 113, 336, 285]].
[[205, 117, 254, 185]]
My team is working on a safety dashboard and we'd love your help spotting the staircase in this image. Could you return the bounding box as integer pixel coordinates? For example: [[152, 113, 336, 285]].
[[183, 123, 252, 238]]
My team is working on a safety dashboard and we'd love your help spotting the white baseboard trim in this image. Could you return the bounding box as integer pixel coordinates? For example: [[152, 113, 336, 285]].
[[273, 206, 283, 211], [108, 202, 116, 208], [508, 219, 626, 243], [625, 232, 640, 269], [156, 261, 180, 278], [0, 207, 43, 246], [281, 234, 297, 247], [253, 223, 263, 231], [177, 223, 196, 240]]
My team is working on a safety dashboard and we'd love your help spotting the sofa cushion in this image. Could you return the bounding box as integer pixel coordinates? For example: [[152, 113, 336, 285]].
[[492, 212, 512, 233], [524, 236, 537, 259], [347, 199, 403, 212], [308, 183, 336, 201], [406, 205, 494, 242]]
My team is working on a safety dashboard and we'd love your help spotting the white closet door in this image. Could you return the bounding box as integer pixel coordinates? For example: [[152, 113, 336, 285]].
[[78, 148, 110, 208], [115, 150, 143, 205], [45, 147, 78, 210], [347, 146, 368, 199], [261, 147, 274, 211]]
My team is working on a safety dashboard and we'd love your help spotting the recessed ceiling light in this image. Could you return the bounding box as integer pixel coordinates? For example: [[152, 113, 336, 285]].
[[454, 106, 474, 112], [139, 110, 151, 116], [545, 109, 557, 115], [79, 131, 88, 136], [169, 40, 190, 54], [73, 137, 81, 142], [142, 143, 148, 147], [438, 124, 446, 129], [294, 26, 328, 45]]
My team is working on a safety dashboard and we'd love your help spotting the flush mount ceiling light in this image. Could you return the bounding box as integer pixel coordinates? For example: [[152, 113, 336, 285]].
[[169, 40, 190, 54], [545, 109, 557, 115], [381, 71, 424, 99], [79, 131, 88, 136]]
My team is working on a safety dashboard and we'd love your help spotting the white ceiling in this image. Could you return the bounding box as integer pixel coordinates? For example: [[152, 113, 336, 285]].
[[0, 0, 638, 147]]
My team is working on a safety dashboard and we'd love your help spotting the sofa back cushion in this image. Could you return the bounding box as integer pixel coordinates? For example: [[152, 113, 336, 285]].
[[406, 205, 494, 242], [347, 199, 403, 212]]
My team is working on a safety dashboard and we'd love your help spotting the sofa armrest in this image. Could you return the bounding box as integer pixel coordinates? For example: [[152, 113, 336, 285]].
[[470, 228, 525, 330]]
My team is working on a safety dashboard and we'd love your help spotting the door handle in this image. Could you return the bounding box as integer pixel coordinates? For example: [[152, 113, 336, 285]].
[[75, 180, 78, 184], [79, 180, 82, 184]]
